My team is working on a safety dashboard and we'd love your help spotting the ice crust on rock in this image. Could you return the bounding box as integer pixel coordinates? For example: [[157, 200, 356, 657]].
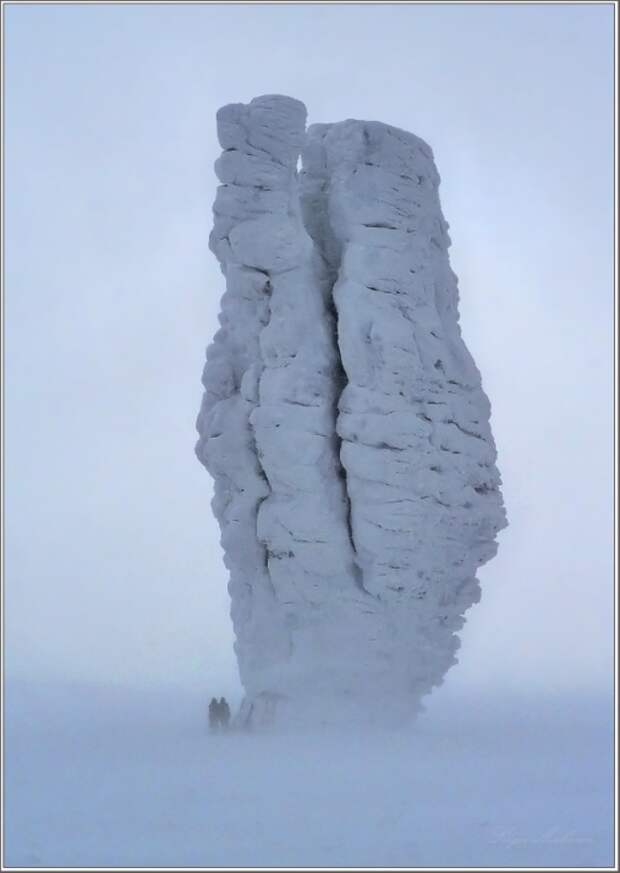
[[196, 96, 507, 728]]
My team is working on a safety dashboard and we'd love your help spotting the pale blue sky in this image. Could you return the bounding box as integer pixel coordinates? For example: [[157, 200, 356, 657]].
[[4, 2, 615, 702]]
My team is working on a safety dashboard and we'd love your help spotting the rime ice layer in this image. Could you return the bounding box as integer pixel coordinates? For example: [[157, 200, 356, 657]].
[[196, 96, 507, 727]]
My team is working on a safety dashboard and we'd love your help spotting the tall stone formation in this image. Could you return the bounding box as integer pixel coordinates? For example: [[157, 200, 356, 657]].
[[196, 95, 507, 728]]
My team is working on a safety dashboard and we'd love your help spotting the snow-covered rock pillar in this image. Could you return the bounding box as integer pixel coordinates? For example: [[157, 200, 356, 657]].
[[301, 120, 507, 704], [197, 96, 506, 728], [195, 96, 301, 711]]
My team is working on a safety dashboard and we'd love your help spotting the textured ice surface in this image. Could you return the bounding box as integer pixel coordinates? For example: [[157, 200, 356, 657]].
[[196, 95, 507, 727]]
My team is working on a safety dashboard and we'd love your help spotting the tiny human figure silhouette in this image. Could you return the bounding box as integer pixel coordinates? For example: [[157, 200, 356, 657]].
[[208, 696, 231, 732], [208, 697, 219, 732], [218, 697, 231, 730]]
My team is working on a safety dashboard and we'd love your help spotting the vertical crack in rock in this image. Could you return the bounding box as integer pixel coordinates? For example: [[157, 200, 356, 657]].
[[249, 278, 277, 601], [197, 96, 507, 728], [299, 128, 377, 603]]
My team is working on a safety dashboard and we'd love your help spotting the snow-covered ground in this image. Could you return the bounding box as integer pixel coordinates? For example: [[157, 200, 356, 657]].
[[4, 679, 613, 867]]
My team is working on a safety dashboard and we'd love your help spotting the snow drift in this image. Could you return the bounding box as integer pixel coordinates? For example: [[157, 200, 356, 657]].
[[196, 95, 507, 727]]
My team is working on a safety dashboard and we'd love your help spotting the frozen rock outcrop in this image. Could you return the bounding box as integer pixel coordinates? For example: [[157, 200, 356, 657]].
[[196, 95, 507, 728]]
